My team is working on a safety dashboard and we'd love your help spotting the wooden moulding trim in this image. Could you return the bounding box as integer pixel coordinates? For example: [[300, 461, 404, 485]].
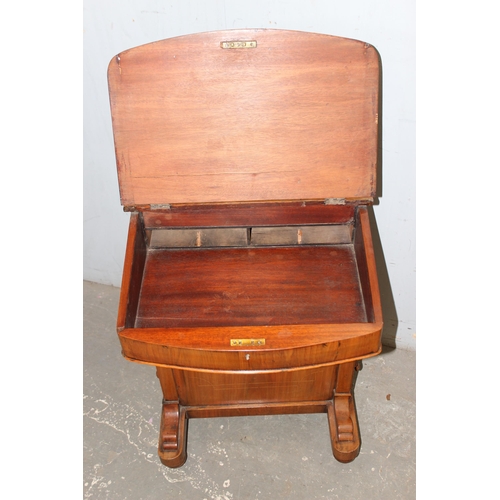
[[183, 401, 332, 418], [125, 198, 373, 211], [120, 346, 382, 375], [117, 323, 382, 371], [140, 202, 357, 229], [117, 322, 383, 351]]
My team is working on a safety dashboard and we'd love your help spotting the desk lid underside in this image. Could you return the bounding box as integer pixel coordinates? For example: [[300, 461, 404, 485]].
[[108, 29, 380, 206]]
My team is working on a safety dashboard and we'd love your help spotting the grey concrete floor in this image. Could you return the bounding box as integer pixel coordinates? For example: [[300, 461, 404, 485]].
[[83, 280, 415, 499]]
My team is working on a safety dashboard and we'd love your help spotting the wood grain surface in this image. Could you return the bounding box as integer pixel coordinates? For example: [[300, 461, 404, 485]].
[[110, 30, 383, 467], [135, 245, 366, 328], [141, 202, 356, 228], [108, 29, 380, 205]]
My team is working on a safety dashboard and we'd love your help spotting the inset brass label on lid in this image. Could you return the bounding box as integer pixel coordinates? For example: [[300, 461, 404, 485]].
[[230, 338, 265, 346], [221, 40, 257, 49]]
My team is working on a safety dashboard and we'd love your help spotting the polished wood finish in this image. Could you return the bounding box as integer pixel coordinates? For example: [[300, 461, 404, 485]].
[[117, 205, 382, 374], [136, 245, 366, 328], [108, 29, 379, 206], [354, 207, 383, 324], [172, 365, 337, 406], [159, 402, 180, 451], [158, 403, 188, 468], [117, 205, 382, 467], [331, 361, 359, 459], [141, 202, 356, 229], [109, 29, 383, 468], [116, 212, 147, 330]]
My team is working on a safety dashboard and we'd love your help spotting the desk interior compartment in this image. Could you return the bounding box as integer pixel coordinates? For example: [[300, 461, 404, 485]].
[[118, 202, 380, 334]]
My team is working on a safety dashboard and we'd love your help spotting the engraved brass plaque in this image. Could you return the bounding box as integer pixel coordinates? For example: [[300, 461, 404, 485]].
[[230, 338, 266, 346], [220, 40, 257, 49]]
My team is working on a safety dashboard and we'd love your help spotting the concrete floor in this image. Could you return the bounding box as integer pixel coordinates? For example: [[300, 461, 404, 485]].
[[83, 280, 415, 499]]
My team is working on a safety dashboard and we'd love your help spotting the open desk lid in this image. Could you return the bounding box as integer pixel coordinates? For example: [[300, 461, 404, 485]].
[[108, 29, 380, 207]]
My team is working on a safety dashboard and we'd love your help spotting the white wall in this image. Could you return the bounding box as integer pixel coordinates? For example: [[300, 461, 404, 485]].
[[83, 0, 416, 350]]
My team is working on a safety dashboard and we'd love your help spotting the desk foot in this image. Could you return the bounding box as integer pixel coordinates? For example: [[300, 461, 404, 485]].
[[327, 395, 361, 463], [158, 402, 188, 468]]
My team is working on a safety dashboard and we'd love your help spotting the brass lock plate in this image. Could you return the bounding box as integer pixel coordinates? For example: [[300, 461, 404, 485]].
[[230, 338, 265, 346]]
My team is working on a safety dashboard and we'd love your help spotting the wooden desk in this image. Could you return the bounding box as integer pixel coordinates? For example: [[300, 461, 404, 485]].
[[108, 29, 383, 468]]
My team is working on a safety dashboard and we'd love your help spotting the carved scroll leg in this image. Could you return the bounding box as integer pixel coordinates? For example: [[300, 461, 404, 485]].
[[327, 361, 361, 463], [327, 396, 360, 463], [158, 401, 188, 468]]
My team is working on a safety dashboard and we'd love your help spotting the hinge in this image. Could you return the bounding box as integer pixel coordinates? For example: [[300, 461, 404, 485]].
[[324, 198, 346, 205], [123, 204, 171, 212], [150, 204, 171, 210], [324, 197, 374, 206]]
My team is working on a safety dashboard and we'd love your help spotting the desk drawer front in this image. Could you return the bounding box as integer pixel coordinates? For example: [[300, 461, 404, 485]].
[[173, 366, 336, 406]]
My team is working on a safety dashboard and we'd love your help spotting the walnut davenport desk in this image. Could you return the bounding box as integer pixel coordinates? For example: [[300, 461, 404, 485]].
[[108, 29, 383, 468]]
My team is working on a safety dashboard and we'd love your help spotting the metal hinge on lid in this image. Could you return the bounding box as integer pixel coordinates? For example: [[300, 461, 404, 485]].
[[123, 204, 171, 212], [150, 204, 171, 210], [324, 197, 374, 205], [324, 198, 346, 205]]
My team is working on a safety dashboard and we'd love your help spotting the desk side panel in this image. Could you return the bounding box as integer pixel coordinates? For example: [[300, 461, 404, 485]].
[[117, 213, 147, 330], [354, 207, 383, 326]]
